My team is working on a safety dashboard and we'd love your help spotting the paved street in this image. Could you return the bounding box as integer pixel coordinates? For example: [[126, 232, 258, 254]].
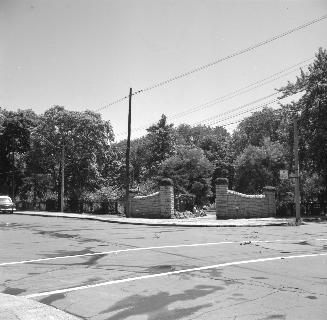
[[1, 214, 327, 320]]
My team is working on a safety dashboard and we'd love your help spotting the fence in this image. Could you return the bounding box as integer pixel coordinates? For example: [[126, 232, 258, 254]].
[[277, 202, 327, 217], [16, 200, 56, 212], [15, 200, 119, 215]]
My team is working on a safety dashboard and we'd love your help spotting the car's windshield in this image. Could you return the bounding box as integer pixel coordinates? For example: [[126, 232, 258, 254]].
[[0, 197, 12, 203]]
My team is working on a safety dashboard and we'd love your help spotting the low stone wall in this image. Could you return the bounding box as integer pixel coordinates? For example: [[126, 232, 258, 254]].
[[216, 178, 276, 219], [130, 192, 160, 218], [130, 183, 174, 219]]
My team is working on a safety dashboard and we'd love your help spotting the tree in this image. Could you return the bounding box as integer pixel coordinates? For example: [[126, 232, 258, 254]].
[[28, 106, 114, 209], [175, 124, 231, 163], [0, 109, 38, 197], [231, 107, 283, 158], [145, 114, 176, 176], [159, 147, 214, 205], [175, 124, 233, 193], [234, 140, 286, 194], [112, 135, 152, 191], [278, 47, 327, 202]]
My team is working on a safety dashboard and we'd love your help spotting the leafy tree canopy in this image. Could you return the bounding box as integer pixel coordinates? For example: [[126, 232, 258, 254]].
[[234, 140, 286, 194], [231, 107, 283, 157], [26, 106, 114, 207], [175, 124, 231, 163], [279, 47, 327, 195], [160, 147, 214, 205], [0, 109, 38, 195], [145, 114, 176, 176]]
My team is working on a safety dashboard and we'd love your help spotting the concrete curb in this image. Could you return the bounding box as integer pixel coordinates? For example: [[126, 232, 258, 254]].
[[0, 293, 82, 320], [8, 211, 294, 227]]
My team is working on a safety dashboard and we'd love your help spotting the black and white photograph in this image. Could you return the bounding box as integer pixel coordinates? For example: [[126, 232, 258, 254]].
[[0, 0, 327, 319]]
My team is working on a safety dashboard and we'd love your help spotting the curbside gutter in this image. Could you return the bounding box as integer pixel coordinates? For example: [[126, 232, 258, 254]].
[[7, 211, 294, 227]]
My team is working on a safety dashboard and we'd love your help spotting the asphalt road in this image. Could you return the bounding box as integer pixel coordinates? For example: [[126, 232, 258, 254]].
[[0, 214, 327, 320]]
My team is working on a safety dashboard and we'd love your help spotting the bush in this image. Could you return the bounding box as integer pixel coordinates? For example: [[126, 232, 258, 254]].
[[216, 178, 228, 185]]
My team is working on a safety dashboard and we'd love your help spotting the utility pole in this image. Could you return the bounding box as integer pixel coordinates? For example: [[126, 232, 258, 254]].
[[125, 88, 132, 218], [60, 144, 65, 212], [293, 118, 301, 225], [11, 137, 15, 199]]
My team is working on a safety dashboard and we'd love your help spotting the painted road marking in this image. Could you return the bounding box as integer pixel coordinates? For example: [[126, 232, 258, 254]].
[[25, 252, 327, 299], [1, 238, 327, 267]]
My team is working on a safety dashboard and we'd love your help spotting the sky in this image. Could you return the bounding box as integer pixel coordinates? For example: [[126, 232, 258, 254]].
[[1, 0, 327, 141]]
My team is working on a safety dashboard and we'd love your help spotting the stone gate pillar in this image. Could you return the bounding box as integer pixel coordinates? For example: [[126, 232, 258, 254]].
[[263, 186, 276, 217], [216, 178, 228, 219], [159, 178, 174, 218]]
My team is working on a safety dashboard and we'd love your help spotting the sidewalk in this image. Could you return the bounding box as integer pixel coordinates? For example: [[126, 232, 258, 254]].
[[11, 210, 293, 227], [0, 293, 82, 320]]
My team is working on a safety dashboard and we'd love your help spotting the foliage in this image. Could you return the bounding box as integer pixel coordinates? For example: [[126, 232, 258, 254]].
[[1, 48, 326, 213], [159, 178, 173, 186], [234, 140, 286, 194], [279, 47, 327, 202], [34, 106, 114, 208], [82, 186, 123, 202], [231, 107, 283, 157], [112, 135, 153, 190], [146, 114, 176, 176], [136, 179, 158, 196], [0, 109, 38, 196], [176, 124, 231, 163], [159, 147, 214, 205], [301, 172, 324, 203], [216, 178, 228, 185]]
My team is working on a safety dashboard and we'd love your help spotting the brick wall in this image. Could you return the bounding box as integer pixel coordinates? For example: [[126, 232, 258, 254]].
[[215, 178, 276, 219], [130, 185, 174, 219]]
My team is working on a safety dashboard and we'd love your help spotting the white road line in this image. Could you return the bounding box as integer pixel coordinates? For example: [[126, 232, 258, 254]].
[[1, 238, 327, 267], [25, 252, 327, 299]]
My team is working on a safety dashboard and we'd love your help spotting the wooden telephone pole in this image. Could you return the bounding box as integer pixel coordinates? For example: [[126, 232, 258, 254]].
[[60, 144, 65, 213], [125, 88, 132, 217], [293, 118, 301, 225], [11, 137, 15, 199]]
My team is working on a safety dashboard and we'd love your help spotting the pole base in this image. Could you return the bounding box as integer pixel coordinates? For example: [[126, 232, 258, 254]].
[[295, 217, 302, 226]]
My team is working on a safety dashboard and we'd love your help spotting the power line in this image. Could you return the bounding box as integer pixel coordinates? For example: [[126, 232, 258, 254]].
[[116, 92, 278, 138], [193, 93, 279, 126], [115, 57, 312, 137], [168, 59, 313, 121], [95, 95, 130, 112], [200, 89, 303, 128], [202, 89, 306, 128], [97, 14, 326, 112], [220, 120, 243, 128], [115, 95, 280, 140], [201, 98, 280, 127]]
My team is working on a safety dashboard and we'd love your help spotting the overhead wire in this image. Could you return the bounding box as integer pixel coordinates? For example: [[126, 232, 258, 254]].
[[96, 14, 326, 112], [115, 94, 280, 139], [115, 57, 312, 137], [167, 58, 313, 121], [200, 98, 280, 127], [116, 88, 302, 140], [95, 95, 130, 112], [194, 89, 303, 128], [193, 93, 279, 126]]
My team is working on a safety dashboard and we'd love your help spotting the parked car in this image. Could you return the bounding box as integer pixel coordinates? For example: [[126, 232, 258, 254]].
[[0, 196, 16, 213]]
